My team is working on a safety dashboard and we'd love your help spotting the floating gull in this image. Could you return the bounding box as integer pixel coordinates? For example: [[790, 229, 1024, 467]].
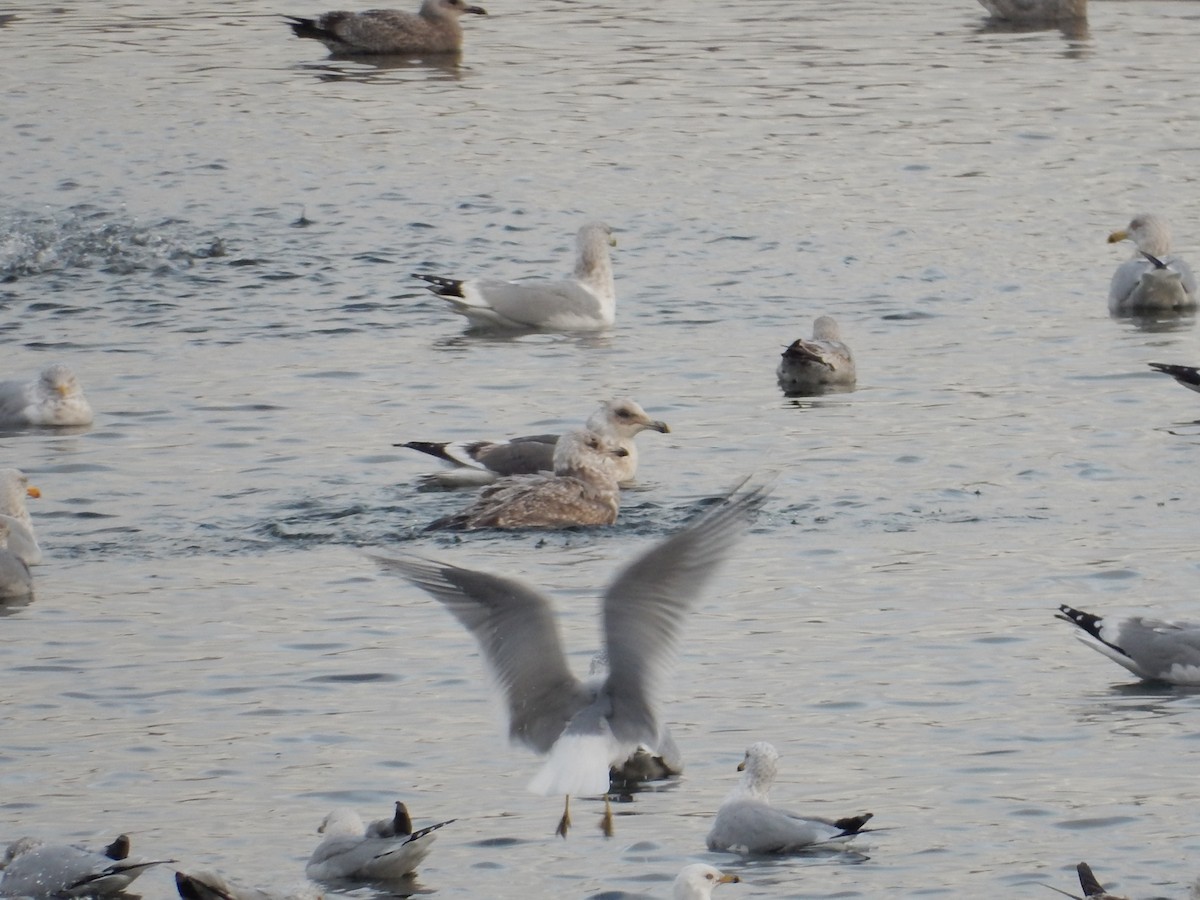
[[413, 222, 617, 331], [976, 0, 1085, 23], [672, 865, 740, 900], [375, 480, 766, 836], [175, 870, 323, 900], [1147, 362, 1200, 395], [305, 805, 455, 882], [706, 742, 872, 855], [1107, 214, 1197, 313], [0, 834, 171, 898], [0, 363, 94, 429], [776, 316, 856, 396], [0, 521, 33, 600], [0, 469, 42, 566], [285, 0, 486, 55], [425, 429, 627, 530], [1056, 604, 1200, 685], [398, 398, 670, 490]]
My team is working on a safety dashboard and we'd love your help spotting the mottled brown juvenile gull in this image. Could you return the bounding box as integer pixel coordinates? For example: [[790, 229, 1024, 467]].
[[1107, 214, 1197, 314], [413, 222, 617, 331], [425, 429, 627, 530], [375, 480, 766, 837], [175, 870, 322, 900], [706, 742, 872, 855], [0, 363, 93, 428], [305, 805, 454, 882], [398, 398, 670, 490], [672, 865, 740, 900], [776, 316, 856, 396], [977, 0, 1085, 24], [1147, 362, 1200, 395], [0, 469, 42, 566], [0, 835, 171, 898], [1057, 604, 1200, 685], [285, 0, 486, 55]]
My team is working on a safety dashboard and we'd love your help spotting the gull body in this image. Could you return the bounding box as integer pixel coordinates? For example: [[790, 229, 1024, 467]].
[[0, 836, 170, 898], [0, 469, 42, 566], [377, 481, 765, 835], [399, 398, 670, 490], [305, 806, 453, 881], [175, 870, 323, 900], [776, 316, 856, 396], [414, 222, 617, 331], [707, 741, 872, 854], [0, 363, 93, 428], [1057, 604, 1200, 684], [0, 521, 33, 600], [286, 0, 486, 55], [1107, 214, 1197, 313], [977, 0, 1086, 23]]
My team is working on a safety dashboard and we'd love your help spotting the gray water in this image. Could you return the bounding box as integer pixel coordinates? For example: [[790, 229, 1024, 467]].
[[3, 0, 1200, 897]]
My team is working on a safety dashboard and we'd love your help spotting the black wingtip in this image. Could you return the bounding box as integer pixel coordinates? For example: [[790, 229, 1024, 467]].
[[1076, 862, 1107, 898], [412, 273, 466, 297], [1142, 250, 1167, 269], [834, 812, 874, 834], [405, 818, 457, 843]]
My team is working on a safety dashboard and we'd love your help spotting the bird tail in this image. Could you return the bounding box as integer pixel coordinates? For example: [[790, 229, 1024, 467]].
[[413, 274, 466, 297]]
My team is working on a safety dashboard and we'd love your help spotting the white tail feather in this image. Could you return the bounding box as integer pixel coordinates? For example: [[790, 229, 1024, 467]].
[[527, 734, 612, 797]]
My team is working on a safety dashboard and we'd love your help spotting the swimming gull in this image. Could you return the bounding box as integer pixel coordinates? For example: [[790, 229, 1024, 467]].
[[1056, 604, 1200, 685], [305, 805, 455, 881], [706, 741, 872, 854], [672, 865, 740, 900], [1107, 214, 1197, 313], [413, 222, 617, 331], [976, 0, 1085, 24], [175, 870, 323, 900], [0, 363, 93, 428], [1147, 362, 1200, 395], [375, 479, 767, 836], [398, 398, 670, 490], [0, 521, 33, 600], [0, 469, 42, 566], [776, 316, 856, 396], [425, 429, 627, 530], [285, 0, 486, 55], [0, 834, 172, 898]]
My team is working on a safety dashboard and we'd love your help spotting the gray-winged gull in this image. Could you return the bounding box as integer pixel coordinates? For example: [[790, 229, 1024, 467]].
[[1148, 362, 1200, 395], [706, 741, 872, 854], [1107, 214, 1197, 313], [776, 316, 856, 396], [976, 0, 1085, 23], [0, 521, 32, 600], [0, 363, 93, 428], [0, 835, 171, 898], [285, 0, 486, 55], [672, 865, 740, 900], [1057, 604, 1200, 685], [425, 429, 627, 530], [375, 479, 766, 836], [175, 870, 323, 900], [399, 398, 670, 490], [0, 469, 42, 566], [414, 222, 617, 331], [305, 805, 455, 881]]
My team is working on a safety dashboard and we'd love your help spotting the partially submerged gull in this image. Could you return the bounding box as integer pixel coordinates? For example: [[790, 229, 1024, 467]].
[[776, 316, 856, 396], [0, 363, 93, 428], [305, 804, 454, 881], [1107, 214, 1197, 313]]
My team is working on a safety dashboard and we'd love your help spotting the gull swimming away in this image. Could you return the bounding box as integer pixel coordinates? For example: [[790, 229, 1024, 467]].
[[413, 222, 617, 331], [425, 429, 627, 530], [706, 741, 873, 854], [305, 805, 455, 882], [175, 870, 323, 900], [1107, 214, 1197, 314], [0, 363, 94, 428], [375, 479, 767, 836], [1147, 362, 1200, 395], [1056, 604, 1200, 685], [398, 398, 670, 490], [0, 468, 42, 566], [0, 521, 33, 600], [672, 865, 740, 900], [976, 0, 1085, 24], [776, 316, 856, 396], [285, 0, 486, 55], [0, 835, 172, 898]]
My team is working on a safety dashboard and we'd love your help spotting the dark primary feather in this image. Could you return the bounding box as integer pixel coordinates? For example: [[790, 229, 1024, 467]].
[[413, 273, 466, 297]]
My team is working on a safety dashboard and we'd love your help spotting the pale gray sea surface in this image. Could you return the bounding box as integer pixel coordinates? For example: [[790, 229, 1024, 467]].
[[3, 0, 1200, 897]]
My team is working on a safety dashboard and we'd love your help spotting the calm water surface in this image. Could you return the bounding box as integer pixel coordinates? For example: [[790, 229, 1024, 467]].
[[3, 0, 1200, 897]]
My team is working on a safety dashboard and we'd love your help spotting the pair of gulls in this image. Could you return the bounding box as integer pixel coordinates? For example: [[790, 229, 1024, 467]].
[[400, 398, 670, 529], [0, 469, 43, 601]]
